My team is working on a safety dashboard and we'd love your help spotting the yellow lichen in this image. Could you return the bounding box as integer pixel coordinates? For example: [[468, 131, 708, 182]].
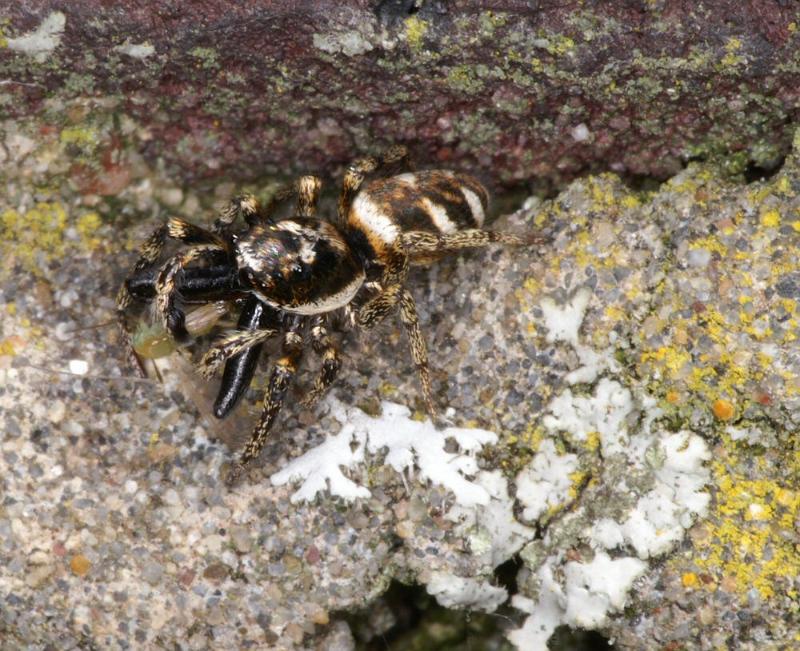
[[689, 235, 727, 257], [544, 34, 575, 57], [682, 572, 699, 588], [76, 212, 102, 249], [0, 202, 103, 274], [694, 442, 800, 600], [59, 125, 99, 149], [404, 16, 428, 51], [760, 209, 781, 228]]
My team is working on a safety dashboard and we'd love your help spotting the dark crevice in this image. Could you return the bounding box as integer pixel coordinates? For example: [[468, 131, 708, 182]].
[[493, 556, 520, 595], [743, 156, 786, 183], [337, 567, 617, 650], [548, 626, 616, 651]]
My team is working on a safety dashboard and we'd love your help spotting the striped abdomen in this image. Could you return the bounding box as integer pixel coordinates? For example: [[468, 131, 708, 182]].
[[346, 170, 489, 262]]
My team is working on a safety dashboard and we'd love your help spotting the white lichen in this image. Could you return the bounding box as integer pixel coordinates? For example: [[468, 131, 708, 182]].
[[270, 399, 497, 506], [515, 440, 578, 522], [446, 470, 535, 567], [7, 12, 66, 62], [543, 378, 633, 455], [507, 290, 711, 650], [539, 287, 592, 345], [562, 551, 647, 627], [426, 572, 508, 613]]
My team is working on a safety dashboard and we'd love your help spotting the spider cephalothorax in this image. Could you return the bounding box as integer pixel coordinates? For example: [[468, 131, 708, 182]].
[[117, 146, 545, 483]]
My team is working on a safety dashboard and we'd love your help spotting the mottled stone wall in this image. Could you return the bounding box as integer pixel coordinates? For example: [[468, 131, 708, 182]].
[[2, 0, 799, 190]]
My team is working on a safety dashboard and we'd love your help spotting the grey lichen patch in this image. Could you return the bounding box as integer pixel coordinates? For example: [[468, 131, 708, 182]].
[[113, 41, 156, 59], [5, 11, 65, 62], [313, 26, 377, 57]]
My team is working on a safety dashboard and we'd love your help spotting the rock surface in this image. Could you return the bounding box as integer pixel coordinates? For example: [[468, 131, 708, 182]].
[[1, 75, 799, 648], [1, 2, 799, 189]]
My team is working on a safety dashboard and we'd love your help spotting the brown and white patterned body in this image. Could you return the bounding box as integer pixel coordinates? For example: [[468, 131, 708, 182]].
[[345, 169, 490, 268]]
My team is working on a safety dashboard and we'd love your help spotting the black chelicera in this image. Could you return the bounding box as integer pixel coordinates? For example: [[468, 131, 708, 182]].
[[117, 146, 544, 483]]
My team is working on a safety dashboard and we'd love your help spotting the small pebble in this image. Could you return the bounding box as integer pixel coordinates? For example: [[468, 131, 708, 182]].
[[70, 554, 91, 577], [712, 398, 735, 420], [68, 359, 89, 375], [141, 562, 163, 585], [48, 400, 66, 424]]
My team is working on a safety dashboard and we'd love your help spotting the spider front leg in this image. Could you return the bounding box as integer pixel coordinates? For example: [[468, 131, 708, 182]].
[[155, 243, 230, 342], [301, 317, 341, 408], [214, 175, 322, 233], [227, 327, 304, 485], [117, 217, 229, 374]]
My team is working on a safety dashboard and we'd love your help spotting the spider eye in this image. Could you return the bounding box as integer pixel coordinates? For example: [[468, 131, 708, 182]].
[[239, 268, 255, 285]]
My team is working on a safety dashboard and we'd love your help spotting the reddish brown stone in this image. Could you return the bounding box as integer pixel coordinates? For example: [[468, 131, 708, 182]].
[[2, 1, 798, 190]]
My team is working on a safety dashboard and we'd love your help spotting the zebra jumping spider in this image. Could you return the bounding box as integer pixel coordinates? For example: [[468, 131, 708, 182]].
[[117, 146, 546, 483]]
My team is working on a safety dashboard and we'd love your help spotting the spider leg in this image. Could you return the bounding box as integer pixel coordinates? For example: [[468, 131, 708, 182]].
[[401, 229, 547, 257], [197, 320, 277, 379], [337, 145, 410, 226], [213, 194, 268, 231], [293, 175, 322, 217], [300, 317, 341, 408], [155, 242, 230, 342], [398, 288, 436, 421], [214, 175, 323, 233], [117, 217, 230, 374], [227, 327, 304, 484], [355, 250, 409, 329], [211, 298, 282, 418]]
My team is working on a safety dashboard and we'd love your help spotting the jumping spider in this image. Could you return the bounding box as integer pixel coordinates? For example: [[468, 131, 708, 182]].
[[117, 146, 545, 483]]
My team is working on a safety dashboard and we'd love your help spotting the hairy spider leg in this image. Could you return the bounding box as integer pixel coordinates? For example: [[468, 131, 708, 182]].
[[301, 316, 342, 407], [197, 319, 278, 379], [337, 145, 410, 228], [398, 289, 436, 419], [155, 243, 230, 342], [400, 229, 546, 259], [213, 175, 323, 233], [117, 217, 230, 375], [227, 328, 305, 484]]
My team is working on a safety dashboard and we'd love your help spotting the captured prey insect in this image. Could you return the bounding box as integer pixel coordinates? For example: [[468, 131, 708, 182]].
[[117, 146, 546, 484]]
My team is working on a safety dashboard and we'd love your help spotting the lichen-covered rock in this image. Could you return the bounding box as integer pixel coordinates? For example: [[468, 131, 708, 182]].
[[1, 2, 799, 189], [1, 78, 799, 648]]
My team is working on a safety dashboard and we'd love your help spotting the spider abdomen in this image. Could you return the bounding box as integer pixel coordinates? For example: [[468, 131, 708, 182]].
[[346, 170, 489, 262]]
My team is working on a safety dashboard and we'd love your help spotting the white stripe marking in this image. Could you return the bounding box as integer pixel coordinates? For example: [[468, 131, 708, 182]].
[[421, 197, 458, 234], [393, 172, 418, 187], [460, 186, 485, 227], [350, 194, 400, 246], [251, 272, 365, 315]]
